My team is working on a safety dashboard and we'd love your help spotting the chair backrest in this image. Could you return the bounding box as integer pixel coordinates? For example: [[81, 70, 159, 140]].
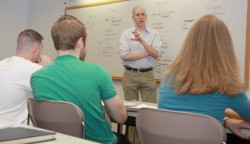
[[27, 98, 84, 138], [136, 108, 226, 144]]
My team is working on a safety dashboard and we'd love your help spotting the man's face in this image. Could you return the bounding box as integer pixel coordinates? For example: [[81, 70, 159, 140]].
[[33, 43, 43, 63], [132, 7, 147, 27]]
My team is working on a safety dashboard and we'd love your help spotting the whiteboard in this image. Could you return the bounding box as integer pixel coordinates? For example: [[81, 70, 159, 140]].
[[66, 0, 248, 81]]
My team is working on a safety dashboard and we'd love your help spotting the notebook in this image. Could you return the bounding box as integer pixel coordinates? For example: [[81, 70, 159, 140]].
[[126, 103, 157, 112], [0, 127, 56, 144]]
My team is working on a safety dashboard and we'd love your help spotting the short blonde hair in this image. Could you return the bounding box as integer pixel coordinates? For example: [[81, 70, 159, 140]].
[[132, 5, 146, 16], [166, 14, 243, 95]]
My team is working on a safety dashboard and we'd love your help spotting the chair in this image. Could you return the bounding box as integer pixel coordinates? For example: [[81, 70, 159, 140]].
[[27, 98, 85, 138], [136, 108, 227, 144]]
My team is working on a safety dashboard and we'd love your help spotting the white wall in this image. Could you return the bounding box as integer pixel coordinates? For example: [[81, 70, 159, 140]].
[[246, 89, 250, 97], [27, 0, 65, 59], [0, 0, 29, 60]]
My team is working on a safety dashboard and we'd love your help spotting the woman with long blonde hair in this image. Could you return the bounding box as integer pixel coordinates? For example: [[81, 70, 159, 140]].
[[158, 14, 250, 144]]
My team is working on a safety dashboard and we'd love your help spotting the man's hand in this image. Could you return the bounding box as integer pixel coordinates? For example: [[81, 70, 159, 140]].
[[130, 30, 141, 42], [37, 55, 52, 66]]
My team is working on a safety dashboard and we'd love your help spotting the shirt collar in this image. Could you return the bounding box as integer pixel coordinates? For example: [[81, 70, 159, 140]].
[[55, 54, 78, 61]]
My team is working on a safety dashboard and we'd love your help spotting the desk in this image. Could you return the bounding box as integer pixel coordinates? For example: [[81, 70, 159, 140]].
[[0, 119, 99, 144], [121, 102, 157, 139]]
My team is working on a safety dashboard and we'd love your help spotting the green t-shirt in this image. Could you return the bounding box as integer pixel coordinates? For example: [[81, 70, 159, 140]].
[[31, 55, 117, 144]]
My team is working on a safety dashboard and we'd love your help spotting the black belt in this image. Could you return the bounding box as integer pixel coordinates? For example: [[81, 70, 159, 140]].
[[125, 66, 153, 72]]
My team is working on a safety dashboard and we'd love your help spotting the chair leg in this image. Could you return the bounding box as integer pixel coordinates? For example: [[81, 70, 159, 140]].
[[125, 125, 129, 139], [27, 114, 30, 125]]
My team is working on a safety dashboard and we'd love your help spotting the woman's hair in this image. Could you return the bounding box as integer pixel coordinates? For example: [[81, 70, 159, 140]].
[[51, 15, 87, 51], [166, 14, 243, 95]]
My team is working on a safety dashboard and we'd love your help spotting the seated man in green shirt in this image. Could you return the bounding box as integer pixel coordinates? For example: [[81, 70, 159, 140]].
[[30, 15, 127, 144]]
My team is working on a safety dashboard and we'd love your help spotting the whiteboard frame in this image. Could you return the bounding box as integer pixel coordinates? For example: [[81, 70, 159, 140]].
[[65, 0, 129, 10], [65, 0, 250, 88], [244, 0, 250, 89]]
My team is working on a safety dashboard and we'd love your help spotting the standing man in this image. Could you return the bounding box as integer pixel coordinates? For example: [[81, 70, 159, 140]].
[[120, 5, 162, 103], [0, 29, 51, 124], [31, 15, 127, 144]]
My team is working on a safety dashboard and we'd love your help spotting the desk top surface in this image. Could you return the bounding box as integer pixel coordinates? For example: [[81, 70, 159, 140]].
[[0, 119, 99, 144]]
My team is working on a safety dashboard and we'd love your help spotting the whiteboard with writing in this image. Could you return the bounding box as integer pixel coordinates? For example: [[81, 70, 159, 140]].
[[67, 0, 248, 80]]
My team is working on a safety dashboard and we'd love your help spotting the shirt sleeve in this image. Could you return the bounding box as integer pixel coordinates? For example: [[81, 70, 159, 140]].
[[97, 66, 117, 100], [120, 30, 130, 59], [228, 92, 250, 122], [152, 31, 162, 55]]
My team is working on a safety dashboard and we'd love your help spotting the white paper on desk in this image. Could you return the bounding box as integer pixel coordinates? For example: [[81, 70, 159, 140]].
[[0, 123, 13, 129], [125, 102, 137, 107], [131, 104, 157, 109]]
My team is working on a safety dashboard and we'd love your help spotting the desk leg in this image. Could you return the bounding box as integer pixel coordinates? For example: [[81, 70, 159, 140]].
[[125, 125, 129, 138], [124, 116, 136, 143]]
